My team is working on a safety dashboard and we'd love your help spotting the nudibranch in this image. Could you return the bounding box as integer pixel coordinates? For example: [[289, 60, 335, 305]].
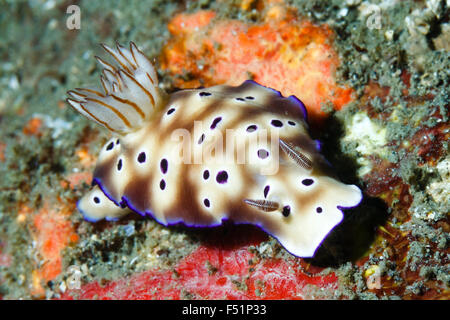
[[67, 42, 362, 257]]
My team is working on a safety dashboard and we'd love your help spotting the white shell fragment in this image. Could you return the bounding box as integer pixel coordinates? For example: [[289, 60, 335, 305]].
[[68, 43, 363, 258]]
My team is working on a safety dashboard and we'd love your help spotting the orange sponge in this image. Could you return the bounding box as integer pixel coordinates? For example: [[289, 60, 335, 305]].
[[161, 7, 354, 124]]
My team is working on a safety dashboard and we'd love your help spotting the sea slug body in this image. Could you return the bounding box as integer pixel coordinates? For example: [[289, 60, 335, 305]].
[[67, 42, 362, 257]]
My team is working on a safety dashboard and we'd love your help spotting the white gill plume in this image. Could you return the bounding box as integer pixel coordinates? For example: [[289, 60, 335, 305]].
[[67, 42, 166, 135]]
